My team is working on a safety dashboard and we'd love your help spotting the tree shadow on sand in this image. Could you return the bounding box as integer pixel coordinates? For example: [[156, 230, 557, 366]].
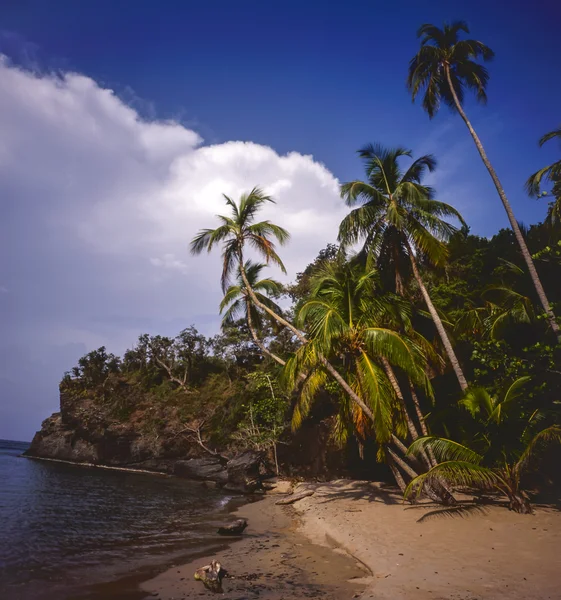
[[405, 502, 490, 523], [311, 481, 402, 506]]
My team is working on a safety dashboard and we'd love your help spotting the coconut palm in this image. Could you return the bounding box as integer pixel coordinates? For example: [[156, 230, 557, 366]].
[[339, 143, 469, 391], [190, 187, 290, 293], [220, 260, 286, 366], [286, 257, 456, 503], [407, 21, 560, 341], [526, 127, 561, 226], [191, 189, 392, 430], [286, 258, 424, 445], [405, 377, 561, 513]]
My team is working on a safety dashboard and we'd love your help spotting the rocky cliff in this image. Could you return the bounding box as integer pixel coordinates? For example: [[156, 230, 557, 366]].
[[25, 385, 355, 490]]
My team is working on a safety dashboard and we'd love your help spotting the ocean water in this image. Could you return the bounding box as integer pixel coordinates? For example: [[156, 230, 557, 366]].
[[0, 440, 245, 600]]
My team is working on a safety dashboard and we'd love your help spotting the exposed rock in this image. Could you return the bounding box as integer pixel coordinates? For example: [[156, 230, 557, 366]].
[[217, 518, 248, 536], [194, 559, 227, 593], [174, 457, 228, 484], [225, 451, 264, 493]]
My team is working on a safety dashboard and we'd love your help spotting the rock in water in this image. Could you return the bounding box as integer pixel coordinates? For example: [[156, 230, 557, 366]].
[[194, 559, 226, 593], [217, 518, 248, 536]]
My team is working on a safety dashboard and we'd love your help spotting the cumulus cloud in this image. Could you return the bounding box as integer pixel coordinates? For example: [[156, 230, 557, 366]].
[[0, 57, 345, 439]]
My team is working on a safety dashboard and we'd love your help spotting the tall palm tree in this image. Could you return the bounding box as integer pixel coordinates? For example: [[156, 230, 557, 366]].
[[192, 190, 455, 503], [407, 21, 560, 342], [190, 189, 383, 426], [526, 126, 561, 226], [220, 260, 286, 366], [339, 143, 469, 391]]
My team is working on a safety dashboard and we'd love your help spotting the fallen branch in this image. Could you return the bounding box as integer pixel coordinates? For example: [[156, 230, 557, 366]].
[[275, 489, 315, 505]]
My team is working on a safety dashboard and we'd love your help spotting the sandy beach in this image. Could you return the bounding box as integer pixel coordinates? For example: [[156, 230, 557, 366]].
[[139, 479, 561, 600], [293, 480, 561, 600], [141, 494, 368, 599]]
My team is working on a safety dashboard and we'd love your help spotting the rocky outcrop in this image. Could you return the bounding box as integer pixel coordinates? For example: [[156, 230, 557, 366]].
[[24, 394, 266, 492]]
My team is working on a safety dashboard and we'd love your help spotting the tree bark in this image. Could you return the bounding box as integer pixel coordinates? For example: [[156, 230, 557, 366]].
[[444, 64, 560, 343], [406, 241, 468, 392], [409, 382, 437, 468], [382, 359, 420, 441], [388, 457, 408, 494]]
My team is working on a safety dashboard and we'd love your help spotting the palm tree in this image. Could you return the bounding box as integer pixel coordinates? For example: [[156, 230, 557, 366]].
[[407, 21, 560, 342], [191, 188, 388, 428], [220, 260, 286, 366], [339, 143, 469, 391], [286, 257, 456, 503], [287, 258, 424, 443], [405, 377, 561, 513], [526, 127, 561, 226]]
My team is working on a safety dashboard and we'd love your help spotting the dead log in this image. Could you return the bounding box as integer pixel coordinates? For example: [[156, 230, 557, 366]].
[[275, 489, 314, 505]]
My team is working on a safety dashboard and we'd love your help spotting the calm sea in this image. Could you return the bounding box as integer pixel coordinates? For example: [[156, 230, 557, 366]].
[[0, 440, 246, 600]]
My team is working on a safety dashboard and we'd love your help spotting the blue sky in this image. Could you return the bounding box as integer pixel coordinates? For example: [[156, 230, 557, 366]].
[[1, 0, 560, 440]]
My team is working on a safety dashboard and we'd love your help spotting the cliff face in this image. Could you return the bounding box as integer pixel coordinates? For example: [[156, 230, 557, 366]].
[[25, 385, 355, 490]]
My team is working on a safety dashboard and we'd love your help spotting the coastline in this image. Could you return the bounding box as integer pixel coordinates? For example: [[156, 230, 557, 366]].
[[140, 494, 369, 600]]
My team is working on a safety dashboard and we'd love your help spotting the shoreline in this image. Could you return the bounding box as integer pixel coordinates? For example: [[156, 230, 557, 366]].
[[139, 493, 369, 600], [23, 454, 171, 476]]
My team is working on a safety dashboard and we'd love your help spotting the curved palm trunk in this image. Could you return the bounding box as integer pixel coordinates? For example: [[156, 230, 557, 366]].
[[409, 382, 437, 468], [238, 259, 378, 421], [245, 298, 287, 367], [239, 260, 454, 504], [406, 241, 468, 392], [444, 65, 560, 343]]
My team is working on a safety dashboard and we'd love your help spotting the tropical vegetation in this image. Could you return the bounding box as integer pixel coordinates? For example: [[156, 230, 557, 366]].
[[65, 19, 560, 515]]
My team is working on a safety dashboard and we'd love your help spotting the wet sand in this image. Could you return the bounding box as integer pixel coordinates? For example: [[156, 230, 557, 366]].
[[141, 495, 369, 599]]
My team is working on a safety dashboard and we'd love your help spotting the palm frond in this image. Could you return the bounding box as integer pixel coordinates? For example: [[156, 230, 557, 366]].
[[516, 426, 561, 473], [407, 436, 484, 464], [405, 461, 499, 500]]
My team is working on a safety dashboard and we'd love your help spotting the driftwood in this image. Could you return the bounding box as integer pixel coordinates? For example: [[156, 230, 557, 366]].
[[217, 518, 248, 536], [275, 489, 315, 505], [194, 559, 227, 593]]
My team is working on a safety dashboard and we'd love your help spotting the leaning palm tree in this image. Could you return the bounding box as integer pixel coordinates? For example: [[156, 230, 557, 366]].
[[286, 258, 455, 503], [526, 127, 561, 226], [339, 144, 469, 391], [192, 189, 389, 427], [405, 377, 561, 513], [220, 260, 286, 366], [407, 21, 560, 341]]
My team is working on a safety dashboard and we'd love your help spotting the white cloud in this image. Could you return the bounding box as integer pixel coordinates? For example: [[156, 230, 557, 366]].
[[0, 58, 345, 438]]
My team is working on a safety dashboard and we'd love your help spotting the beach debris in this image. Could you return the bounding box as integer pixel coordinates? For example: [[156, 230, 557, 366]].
[[194, 559, 227, 593], [217, 518, 248, 536], [275, 489, 315, 505]]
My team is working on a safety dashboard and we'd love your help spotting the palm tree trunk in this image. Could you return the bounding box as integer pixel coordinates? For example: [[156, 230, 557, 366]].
[[245, 298, 286, 367], [238, 260, 379, 423], [406, 241, 468, 391], [382, 359, 420, 441], [240, 260, 455, 505], [388, 457, 408, 494], [409, 382, 437, 468], [444, 64, 560, 343]]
